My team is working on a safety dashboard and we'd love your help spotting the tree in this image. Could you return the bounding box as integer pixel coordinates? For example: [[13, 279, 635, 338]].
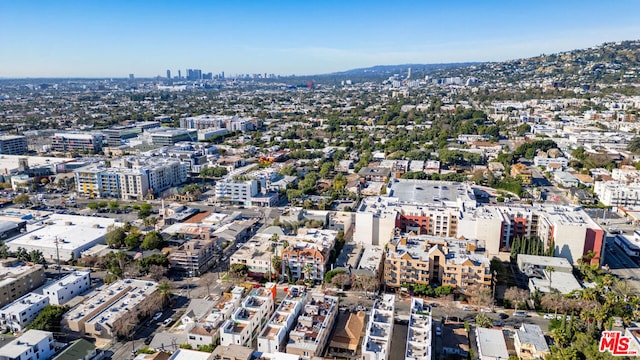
[[199, 272, 217, 297], [13, 194, 30, 207], [148, 265, 166, 282], [271, 255, 282, 279], [540, 292, 566, 316], [15, 247, 29, 262], [435, 285, 454, 297], [138, 203, 153, 219], [331, 273, 350, 290], [504, 287, 529, 311], [27, 305, 69, 332], [475, 313, 493, 328], [230, 263, 248, 279], [106, 227, 126, 248], [0, 242, 9, 259], [141, 231, 164, 250], [158, 281, 173, 306], [87, 201, 99, 210], [302, 263, 314, 282], [108, 200, 120, 212], [547, 266, 556, 292], [29, 250, 46, 267], [125, 233, 141, 250]]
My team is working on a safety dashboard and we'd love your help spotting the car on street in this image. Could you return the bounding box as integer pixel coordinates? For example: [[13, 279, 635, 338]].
[[493, 320, 504, 327], [163, 318, 173, 326], [435, 327, 442, 336], [463, 306, 475, 311], [514, 311, 528, 318], [498, 313, 509, 319], [480, 307, 493, 313], [543, 314, 555, 320], [152, 312, 163, 321]]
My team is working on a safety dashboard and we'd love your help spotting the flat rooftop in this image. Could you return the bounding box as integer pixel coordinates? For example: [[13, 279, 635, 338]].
[[389, 179, 474, 205], [43, 270, 90, 293], [8, 214, 117, 252], [0, 293, 47, 314], [476, 327, 509, 359]]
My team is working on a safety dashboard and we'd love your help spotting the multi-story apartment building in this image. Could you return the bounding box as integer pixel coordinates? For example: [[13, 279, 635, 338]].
[[74, 156, 188, 200], [384, 235, 491, 293], [0, 293, 49, 332], [285, 294, 338, 359], [231, 235, 280, 278], [0, 330, 55, 360], [594, 181, 640, 207], [42, 270, 91, 305], [214, 179, 259, 205], [168, 238, 217, 277], [63, 279, 160, 338], [405, 298, 432, 360], [280, 229, 337, 283], [137, 128, 197, 146], [102, 121, 160, 147], [362, 294, 395, 360], [258, 286, 307, 353], [0, 135, 28, 155], [0, 261, 46, 308], [220, 283, 276, 347], [51, 132, 103, 153]]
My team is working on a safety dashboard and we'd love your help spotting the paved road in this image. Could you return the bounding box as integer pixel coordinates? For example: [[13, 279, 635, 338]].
[[602, 237, 640, 290]]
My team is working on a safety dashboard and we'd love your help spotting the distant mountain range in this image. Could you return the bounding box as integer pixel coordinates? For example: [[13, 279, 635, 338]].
[[300, 40, 640, 86]]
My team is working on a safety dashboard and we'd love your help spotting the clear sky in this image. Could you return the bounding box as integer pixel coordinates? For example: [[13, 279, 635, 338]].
[[1, 0, 639, 78]]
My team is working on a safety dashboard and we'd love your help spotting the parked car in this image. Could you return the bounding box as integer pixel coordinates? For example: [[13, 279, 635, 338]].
[[498, 313, 509, 319], [463, 306, 475, 311], [163, 318, 173, 326], [514, 311, 528, 318], [152, 312, 163, 321], [543, 313, 555, 320], [480, 307, 493, 313], [493, 321, 504, 327], [435, 327, 442, 336]]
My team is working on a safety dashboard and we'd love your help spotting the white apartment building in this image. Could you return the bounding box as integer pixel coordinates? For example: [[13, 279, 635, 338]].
[[595, 181, 640, 207], [43, 270, 91, 305], [75, 156, 188, 200], [220, 284, 276, 347], [214, 179, 258, 206], [405, 298, 432, 360], [533, 156, 568, 167], [285, 294, 338, 359], [0, 330, 55, 360], [258, 286, 307, 353], [362, 294, 395, 360], [0, 293, 49, 332]]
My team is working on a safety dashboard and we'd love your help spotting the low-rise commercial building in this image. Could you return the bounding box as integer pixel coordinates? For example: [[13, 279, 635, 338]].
[[43, 270, 91, 305], [0, 260, 46, 308], [63, 279, 161, 338], [362, 294, 395, 360], [405, 298, 432, 360], [7, 215, 118, 262], [286, 294, 338, 359], [0, 330, 55, 360], [0, 293, 49, 332]]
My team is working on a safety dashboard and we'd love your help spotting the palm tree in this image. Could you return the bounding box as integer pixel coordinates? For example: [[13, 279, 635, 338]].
[[158, 281, 173, 306], [302, 263, 314, 282], [546, 266, 555, 292]]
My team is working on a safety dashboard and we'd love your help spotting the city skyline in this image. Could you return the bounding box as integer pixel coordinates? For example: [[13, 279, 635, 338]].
[[1, 0, 640, 78]]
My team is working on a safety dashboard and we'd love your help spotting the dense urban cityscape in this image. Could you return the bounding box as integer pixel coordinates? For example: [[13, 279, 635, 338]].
[[2, 33, 640, 360]]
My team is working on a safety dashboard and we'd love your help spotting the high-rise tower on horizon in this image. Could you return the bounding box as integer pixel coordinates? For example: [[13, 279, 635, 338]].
[[166, 69, 171, 79]]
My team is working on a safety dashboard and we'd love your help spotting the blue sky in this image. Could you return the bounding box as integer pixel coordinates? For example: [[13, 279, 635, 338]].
[[1, 0, 639, 78]]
